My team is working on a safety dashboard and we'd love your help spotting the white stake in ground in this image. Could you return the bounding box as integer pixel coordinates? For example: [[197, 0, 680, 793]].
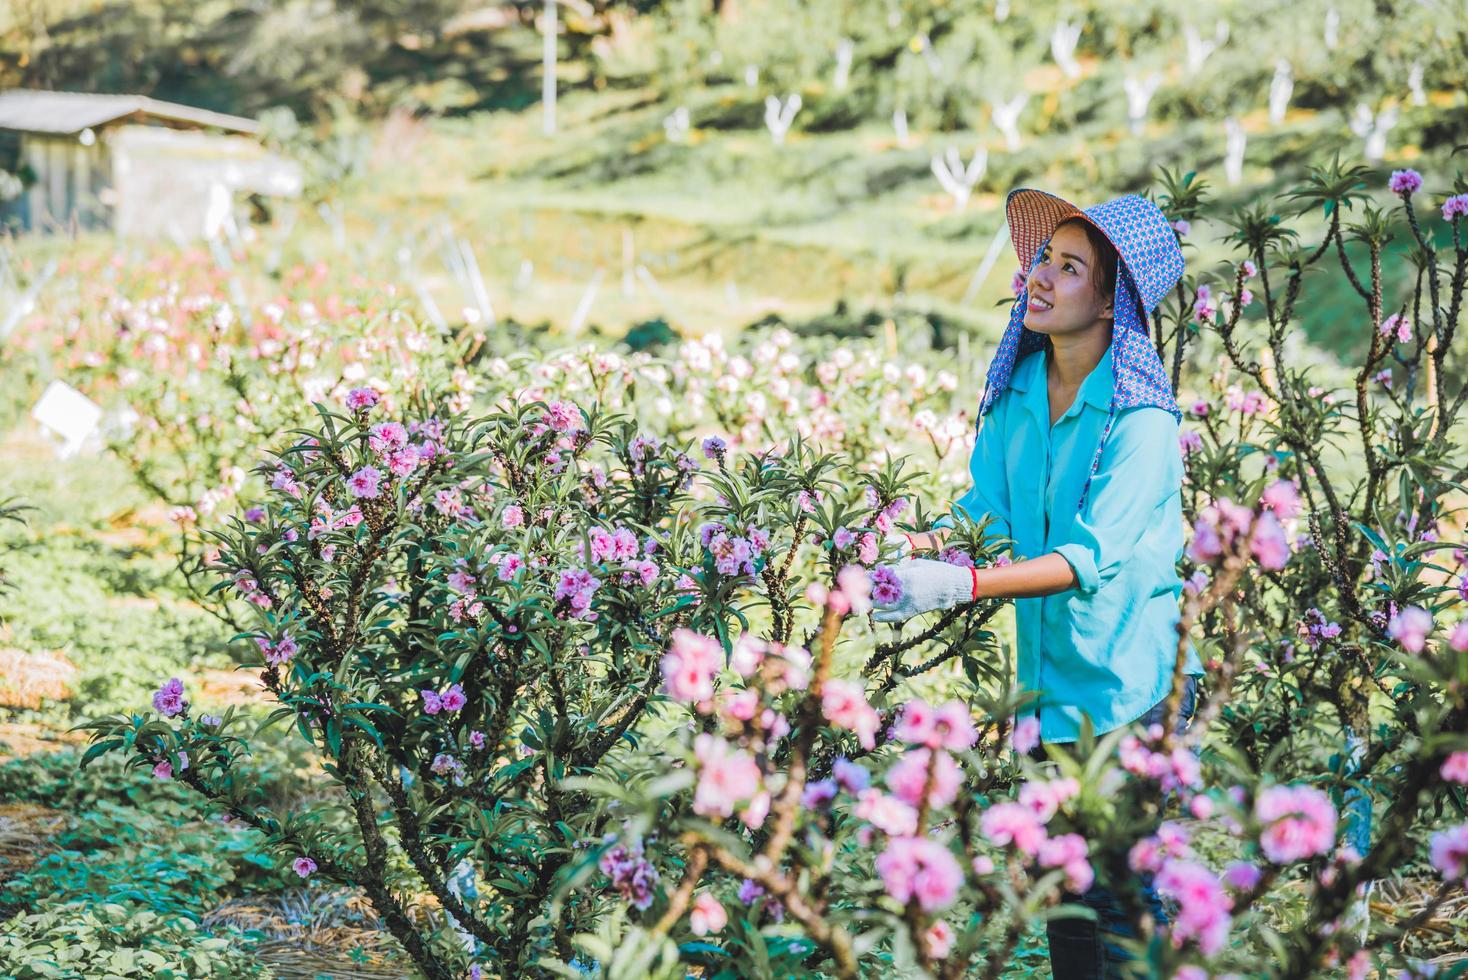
[[1324, 6, 1340, 48], [1408, 60, 1426, 106], [960, 221, 1013, 307], [1224, 116, 1247, 185], [1349, 103, 1398, 162], [1269, 59, 1293, 125], [764, 94, 802, 145], [1124, 72, 1163, 136], [570, 269, 604, 333], [1184, 20, 1229, 75], [892, 107, 910, 145], [1050, 21, 1082, 79], [542, 0, 557, 135], [991, 94, 1028, 151], [833, 38, 855, 91], [931, 146, 987, 210], [663, 106, 690, 143]]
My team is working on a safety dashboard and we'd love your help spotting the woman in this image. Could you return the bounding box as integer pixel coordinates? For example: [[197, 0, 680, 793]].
[[871, 188, 1204, 980]]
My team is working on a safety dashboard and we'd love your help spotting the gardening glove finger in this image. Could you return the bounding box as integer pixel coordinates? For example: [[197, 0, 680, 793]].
[[870, 558, 974, 623]]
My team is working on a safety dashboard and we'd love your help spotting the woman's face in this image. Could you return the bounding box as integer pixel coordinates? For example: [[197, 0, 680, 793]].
[[1021, 222, 1113, 337]]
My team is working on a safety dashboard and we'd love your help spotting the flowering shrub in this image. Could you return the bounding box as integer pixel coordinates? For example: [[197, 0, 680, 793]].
[[76, 158, 1468, 978]]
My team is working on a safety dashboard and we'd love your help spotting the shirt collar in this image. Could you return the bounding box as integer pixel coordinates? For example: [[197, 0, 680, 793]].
[[1008, 344, 1115, 416]]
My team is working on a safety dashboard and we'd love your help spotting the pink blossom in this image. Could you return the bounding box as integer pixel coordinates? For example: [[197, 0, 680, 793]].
[[292, 856, 318, 878], [925, 919, 955, 959], [1010, 715, 1041, 754], [1171, 219, 1191, 237], [501, 505, 524, 528], [875, 836, 963, 912], [152, 678, 187, 717], [1018, 777, 1080, 823], [1388, 169, 1423, 194], [981, 801, 1047, 857], [1037, 832, 1093, 892], [661, 629, 723, 704], [854, 789, 919, 837], [832, 757, 870, 794], [1429, 822, 1468, 882], [440, 684, 467, 712], [1251, 511, 1291, 570], [385, 445, 420, 476], [796, 489, 822, 513], [256, 634, 298, 666], [1388, 606, 1434, 653], [870, 565, 903, 605], [1242, 259, 1258, 278], [469, 730, 486, 750], [1222, 861, 1262, 891], [836, 565, 872, 615], [369, 422, 409, 454], [821, 678, 880, 749], [1261, 479, 1302, 520], [497, 553, 525, 581], [692, 733, 761, 818], [1011, 269, 1028, 296], [1345, 951, 1372, 980], [1380, 313, 1412, 343], [701, 436, 726, 460], [1440, 752, 1468, 786], [690, 892, 727, 935], [1155, 859, 1232, 955], [1443, 194, 1468, 220], [741, 790, 771, 829], [421, 689, 443, 714], [1254, 784, 1338, 863], [153, 751, 188, 780], [345, 387, 379, 411], [1179, 430, 1203, 456], [348, 466, 383, 499], [544, 400, 584, 434], [1452, 621, 1468, 653], [857, 533, 879, 565], [885, 748, 962, 808]]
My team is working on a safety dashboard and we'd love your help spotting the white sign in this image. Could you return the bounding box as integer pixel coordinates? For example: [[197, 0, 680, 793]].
[[31, 380, 103, 458]]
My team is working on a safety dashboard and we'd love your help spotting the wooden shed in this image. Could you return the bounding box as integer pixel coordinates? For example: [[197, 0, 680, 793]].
[[0, 89, 301, 238]]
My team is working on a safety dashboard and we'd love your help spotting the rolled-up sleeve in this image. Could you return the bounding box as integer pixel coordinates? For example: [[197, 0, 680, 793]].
[[934, 405, 1012, 552], [1052, 408, 1179, 596]]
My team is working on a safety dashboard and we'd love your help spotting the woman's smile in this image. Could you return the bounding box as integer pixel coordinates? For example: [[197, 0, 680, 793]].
[[1028, 295, 1054, 313]]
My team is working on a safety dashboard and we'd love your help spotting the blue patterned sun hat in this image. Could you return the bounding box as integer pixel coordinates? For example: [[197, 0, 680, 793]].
[[978, 188, 1185, 511]]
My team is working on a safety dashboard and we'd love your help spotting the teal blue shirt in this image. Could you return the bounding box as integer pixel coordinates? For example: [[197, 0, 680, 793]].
[[943, 345, 1202, 744]]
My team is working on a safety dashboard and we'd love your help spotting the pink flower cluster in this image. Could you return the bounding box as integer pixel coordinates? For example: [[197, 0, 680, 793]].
[[1442, 752, 1468, 785], [1119, 732, 1204, 794], [1388, 169, 1423, 194], [875, 836, 963, 912], [598, 839, 660, 910], [689, 892, 727, 935], [692, 733, 764, 824], [1155, 859, 1232, 954], [1387, 606, 1434, 653], [701, 521, 770, 577], [292, 856, 318, 878], [231, 568, 273, 609], [871, 565, 903, 604], [256, 633, 298, 666], [421, 683, 467, 715], [1444, 194, 1468, 221], [153, 750, 189, 781], [152, 677, 188, 718], [1254, 784, 1337, 864], [661, 629, 723, 705], [1429, 822, 1468, 882], [1188, 497, 1289, 571], [821, 678, 881, 749], [1379, 313, 1412, 343], [345, 387, 380, 412], [554, 567, 602, 621], [1296, 608, 1342, 650], [805, 565, 873, 617]]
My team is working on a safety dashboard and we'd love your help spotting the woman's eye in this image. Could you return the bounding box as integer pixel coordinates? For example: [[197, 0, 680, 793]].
[[1063, 263, 1076, 273]]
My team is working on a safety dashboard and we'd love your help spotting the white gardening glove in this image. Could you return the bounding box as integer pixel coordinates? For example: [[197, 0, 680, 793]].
[[871, 558, 975, 623], [884, 532, 914, 559]]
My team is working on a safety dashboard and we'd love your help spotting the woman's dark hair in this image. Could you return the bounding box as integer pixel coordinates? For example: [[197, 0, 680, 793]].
[[1054, 216, 1119, 306]]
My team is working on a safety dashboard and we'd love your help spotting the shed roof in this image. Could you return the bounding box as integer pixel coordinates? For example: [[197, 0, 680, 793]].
[[0, 90, 260, 136]]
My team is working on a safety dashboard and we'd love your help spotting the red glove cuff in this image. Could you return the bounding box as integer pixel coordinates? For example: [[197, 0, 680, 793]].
[[970, 565, 980, 602]]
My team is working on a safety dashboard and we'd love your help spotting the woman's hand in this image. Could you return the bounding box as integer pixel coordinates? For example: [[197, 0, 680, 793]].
[[871, 558, 976, 623]]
